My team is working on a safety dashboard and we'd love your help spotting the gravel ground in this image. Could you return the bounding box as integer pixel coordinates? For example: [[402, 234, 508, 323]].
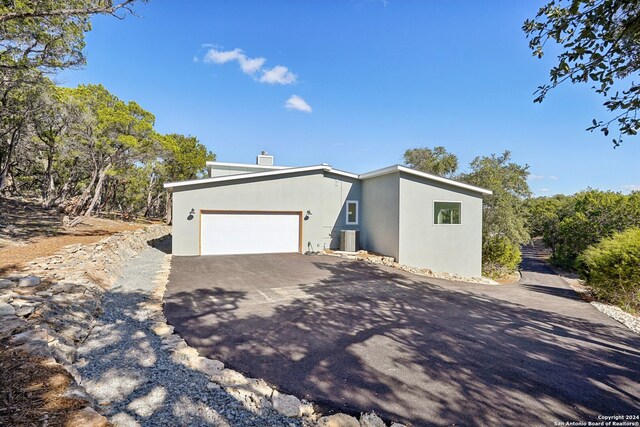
[[591, 301, 640, 335], [76, 244, 304, 427]]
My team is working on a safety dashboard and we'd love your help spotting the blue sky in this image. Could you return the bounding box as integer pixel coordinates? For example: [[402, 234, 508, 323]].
[[57, 0, 640, 196]]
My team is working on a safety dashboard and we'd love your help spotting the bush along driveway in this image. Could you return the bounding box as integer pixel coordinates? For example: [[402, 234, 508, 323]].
[[164, 252, 640, 427]]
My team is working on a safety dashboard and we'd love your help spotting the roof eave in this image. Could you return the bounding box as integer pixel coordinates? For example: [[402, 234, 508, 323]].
[[359, 165, 493, 195], [163, 165, 330, 189]]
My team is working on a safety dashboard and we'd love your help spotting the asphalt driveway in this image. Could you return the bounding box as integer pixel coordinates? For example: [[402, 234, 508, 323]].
[[164, 249, 640, 426]]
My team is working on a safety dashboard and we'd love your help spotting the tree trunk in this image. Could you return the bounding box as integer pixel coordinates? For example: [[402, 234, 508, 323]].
[[57, 157, 79, 206], [42, 147, 55, 207], [164, 190, 172, 225], [72, 167, 98, 215], [83, 164, 110, 217], [0, 127, 20, 192], [144, 172, 156, 218]]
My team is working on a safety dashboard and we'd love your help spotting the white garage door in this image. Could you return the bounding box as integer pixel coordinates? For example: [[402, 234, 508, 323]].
[[200, 211, 301, 255]]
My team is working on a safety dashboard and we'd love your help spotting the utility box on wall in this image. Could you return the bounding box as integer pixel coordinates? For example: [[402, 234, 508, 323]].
[[340, 230, 359, 252]]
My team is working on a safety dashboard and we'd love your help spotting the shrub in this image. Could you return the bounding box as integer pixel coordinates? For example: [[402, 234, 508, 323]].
[[542, 190, 640, 269], [577, 227, 640, 313], [482, 236, 522, 278]]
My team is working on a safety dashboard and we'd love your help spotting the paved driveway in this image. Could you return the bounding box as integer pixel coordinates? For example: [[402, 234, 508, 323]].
[[164, 250, 640, 426]]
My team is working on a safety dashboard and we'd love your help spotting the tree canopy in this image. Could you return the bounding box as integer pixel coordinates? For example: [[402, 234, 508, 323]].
[[1, 81, 214, 221], [524, 0, 640, 147], [403, 146, 459, 177]]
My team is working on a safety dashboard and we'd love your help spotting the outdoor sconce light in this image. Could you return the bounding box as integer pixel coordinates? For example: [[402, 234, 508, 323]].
[[304, 209, 312, 221], [187, 208, 195, 221], [306, 210, 312, 215]]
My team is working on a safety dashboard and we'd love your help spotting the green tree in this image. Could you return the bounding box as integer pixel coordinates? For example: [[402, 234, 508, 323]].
[[542, 189, 640, 268], [161, 133, 215, 223], [524, 195, 570, 238], [66, 84, 156, 216], [524, 0, 640, 146], [403, 146, 458, 177], [460, 151, 531, 274], [0, 0, 143, 72]]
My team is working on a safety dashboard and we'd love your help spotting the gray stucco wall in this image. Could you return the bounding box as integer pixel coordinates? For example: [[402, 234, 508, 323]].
[[398, 173, 483, 277], [171, 171, 361, 255], [360, 173, 400, 260]]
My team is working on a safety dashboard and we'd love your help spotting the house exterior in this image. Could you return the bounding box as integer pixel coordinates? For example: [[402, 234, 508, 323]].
[[163, 154, 492, 277]]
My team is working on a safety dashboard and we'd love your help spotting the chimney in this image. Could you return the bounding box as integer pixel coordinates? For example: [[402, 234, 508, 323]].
[[256, 151, 274, 166]]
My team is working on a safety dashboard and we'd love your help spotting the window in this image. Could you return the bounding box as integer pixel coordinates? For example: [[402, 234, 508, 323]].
[[346, 200, 359, 225], [434, 201, 461, 225]]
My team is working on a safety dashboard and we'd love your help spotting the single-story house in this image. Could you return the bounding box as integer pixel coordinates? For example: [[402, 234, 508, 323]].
[[163, 153, 492, 277]]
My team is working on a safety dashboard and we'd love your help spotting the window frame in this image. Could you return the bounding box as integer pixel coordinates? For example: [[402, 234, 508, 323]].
[[345, 200, 359, 225], [433, 200, 462, 225]]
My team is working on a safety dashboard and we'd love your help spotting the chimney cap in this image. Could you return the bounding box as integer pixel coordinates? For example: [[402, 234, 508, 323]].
[[256, 152, 274, 166]]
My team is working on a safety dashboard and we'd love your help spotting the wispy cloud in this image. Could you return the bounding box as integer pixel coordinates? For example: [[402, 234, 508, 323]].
[[528, 174, 559, 181], [285, 95, 312, 113], [622, 184, 640, 193], [539, 188, 550, 193], [201, 46, 296, 85]]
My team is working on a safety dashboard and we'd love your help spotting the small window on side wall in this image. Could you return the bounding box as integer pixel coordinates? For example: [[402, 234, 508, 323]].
[[434, 201, 461, 225], [346, 200, 359, 225]]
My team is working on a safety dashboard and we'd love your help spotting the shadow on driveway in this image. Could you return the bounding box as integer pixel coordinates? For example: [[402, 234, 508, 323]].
[[164, 253, 640, 426]]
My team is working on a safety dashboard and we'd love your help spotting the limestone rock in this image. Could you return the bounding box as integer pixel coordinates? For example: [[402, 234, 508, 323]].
[[65, 407, 109, 427], [360, 412, 386, 427], [0, 279, 14, 290], [272, 391, 305, 417], [0, 302, 16, 316], [151, 322, 174, 337], [318, 413, 361, 427], [62, 385, 95, 406], [18, 276, 41, 287], [389, 424, 407, 427], [208, 368, 248, 386], [0, 315, 27, 340], [14, 306, 33, 317], [226, 385, 272, 411], [189, 356, 224, 377]]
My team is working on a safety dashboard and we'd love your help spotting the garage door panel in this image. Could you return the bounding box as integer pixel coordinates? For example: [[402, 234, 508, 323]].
[[201, 212, 300, 255]]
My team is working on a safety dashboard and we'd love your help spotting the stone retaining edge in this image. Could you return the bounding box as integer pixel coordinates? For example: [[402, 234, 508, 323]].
[[0, 224, 171, 427]]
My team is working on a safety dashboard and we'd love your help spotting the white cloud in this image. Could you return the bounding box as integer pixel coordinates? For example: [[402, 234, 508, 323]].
[[200, 46, 296, 84], [192, 56, 199, 63], [548, 175, 558, 180], [528, 174, 544, 180], [285, 95, 312, 113], [239, 56, 266, 74], [204, 48, 243, 64], [622, 184, 640, 193], [203, 47, 266, 77], [540, 188, 550, 193], [260, 65, 297, 85]]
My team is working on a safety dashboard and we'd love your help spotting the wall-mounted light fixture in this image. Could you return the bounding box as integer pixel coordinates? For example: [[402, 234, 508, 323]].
[[187, 208, 195, 221], [306, 210, 312, 216]]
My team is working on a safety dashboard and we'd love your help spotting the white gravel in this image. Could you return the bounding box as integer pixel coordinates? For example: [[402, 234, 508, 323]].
[[591, 301, 640, 335], [76, 244, 305, 427]]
